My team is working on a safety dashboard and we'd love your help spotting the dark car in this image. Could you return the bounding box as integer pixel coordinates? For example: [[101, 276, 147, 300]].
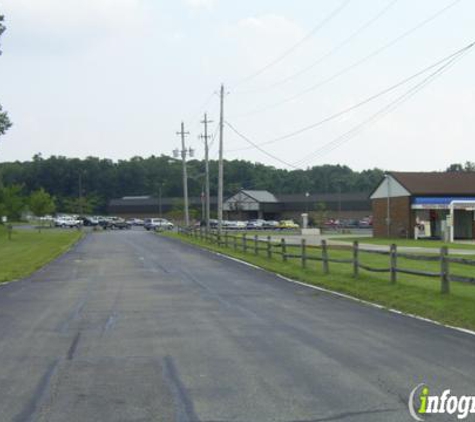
[[79, 216, 99, 227], [110, 217, 131, 230]]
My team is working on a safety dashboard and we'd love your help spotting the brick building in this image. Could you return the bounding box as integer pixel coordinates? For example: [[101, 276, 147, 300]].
[[370, 172, 475, 239]]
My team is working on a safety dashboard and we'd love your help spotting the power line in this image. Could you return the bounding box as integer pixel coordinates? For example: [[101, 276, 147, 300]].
[[294, 48, 472, 167], [231, 0, 351, 89], [208, 122, 220, 151], [226, 40, 475, 153], [225, 42, 473, 170], [225, 121, 299, 169], [238, 0, 399, 94], [233, 0, 463, 117]]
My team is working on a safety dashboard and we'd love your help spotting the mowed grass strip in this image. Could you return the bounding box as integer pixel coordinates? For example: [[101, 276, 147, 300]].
[[332, 236, 475, 252], [164, 231, 475, 331], [0, 226, 83, 283]]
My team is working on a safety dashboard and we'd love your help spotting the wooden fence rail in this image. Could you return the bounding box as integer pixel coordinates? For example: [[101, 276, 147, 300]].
[[180, 227, 475, 294]]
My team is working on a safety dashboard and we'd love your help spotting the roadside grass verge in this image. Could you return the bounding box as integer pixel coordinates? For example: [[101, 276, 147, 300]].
[[162, 231, 475, 331], [0, 226, 83, 283], [331, 236, 475, 252]]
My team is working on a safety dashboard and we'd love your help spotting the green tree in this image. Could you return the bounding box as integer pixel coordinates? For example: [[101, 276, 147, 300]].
[[0, 185, 25, 221], [0, 16, 12, 137], [447, 162, 475, 172], [29, 189, 56, 230], [310, 202, 327, 229], [63, 195, 98, 215]]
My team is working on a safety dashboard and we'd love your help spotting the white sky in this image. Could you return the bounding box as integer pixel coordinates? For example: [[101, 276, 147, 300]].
[[0, 0, 474, 171]]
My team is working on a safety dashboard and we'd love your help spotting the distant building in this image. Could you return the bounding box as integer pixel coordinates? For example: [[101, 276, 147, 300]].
[[109, 190, 371, 222], [108, 195, 216, 218], [370, 172, 475, 239], [223, 189, 371, 221]]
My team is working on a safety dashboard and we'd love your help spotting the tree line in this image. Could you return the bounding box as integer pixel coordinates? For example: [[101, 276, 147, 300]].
[[0, 156, 473, 220], [0, 154, 386, 218]]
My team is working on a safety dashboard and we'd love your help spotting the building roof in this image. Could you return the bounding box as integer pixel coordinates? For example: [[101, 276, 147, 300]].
[[110, 196, 216, 207], [389, 172, 475, 196], [277, 192, 369, 203], [240, 190, 279, 203]]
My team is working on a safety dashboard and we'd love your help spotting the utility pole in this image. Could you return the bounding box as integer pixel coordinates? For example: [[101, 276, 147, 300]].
[[78, 172, 83, 215], [200, 113, 213, 232], [174, 122, 191, 226], [217, 84, 225, 233], [158, 183, 163, 218]]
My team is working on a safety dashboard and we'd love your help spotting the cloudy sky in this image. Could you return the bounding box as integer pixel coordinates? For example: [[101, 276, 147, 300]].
[[0, 0, 473, 171]]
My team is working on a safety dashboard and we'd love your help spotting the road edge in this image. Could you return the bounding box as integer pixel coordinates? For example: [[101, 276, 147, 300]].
[[163, 234, 475, 338], [0, 230, 88, 288]]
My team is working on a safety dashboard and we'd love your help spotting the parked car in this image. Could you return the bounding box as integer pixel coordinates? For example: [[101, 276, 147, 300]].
[[224, 220, 247, 230], [144, 218, 174, 231], [246, 219, 266, 229], [262, 220, 279, 230], [324, 218, 340, 229], [109, 217, 131, 230], [127, 218, 144, 226], [54, 216, 82, 228], [278, 220, 300, 230], [341, 219, 360, 228], [79, 216, 99, 227], [98, 216, 114, 229], [358, 216, 373, 227]]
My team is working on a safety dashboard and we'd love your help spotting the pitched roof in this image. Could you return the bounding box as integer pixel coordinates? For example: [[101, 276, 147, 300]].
[[241, 190, 278, 203], [389, 172, 475, 195]]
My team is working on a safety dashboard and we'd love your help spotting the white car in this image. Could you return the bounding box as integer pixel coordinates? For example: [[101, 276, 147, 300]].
[[54, 216, 82, 228], [144, 218, 174, 231], [127, 218, 144, 226]]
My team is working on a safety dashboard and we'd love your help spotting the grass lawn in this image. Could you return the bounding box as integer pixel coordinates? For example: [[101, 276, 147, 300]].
[[331, 236, 475, 252], [0, 226, 83, 283], [163, 231, 475, 331]]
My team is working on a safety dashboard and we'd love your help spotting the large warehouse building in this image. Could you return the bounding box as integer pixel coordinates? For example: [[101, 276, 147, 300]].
[[371, 172, 475, 240], [109, 190, 371, 222], [223, 190, 370, 221]]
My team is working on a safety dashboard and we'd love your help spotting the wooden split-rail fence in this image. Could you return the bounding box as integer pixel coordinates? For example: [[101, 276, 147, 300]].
[[177, 228, 475, 294]]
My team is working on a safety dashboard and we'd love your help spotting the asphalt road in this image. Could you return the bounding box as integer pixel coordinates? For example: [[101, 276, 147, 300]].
[[0, 230, 474, 422]]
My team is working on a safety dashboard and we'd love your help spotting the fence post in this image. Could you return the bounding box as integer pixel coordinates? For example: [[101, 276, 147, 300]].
[[321, 240, 329, 274], [243, 234, 247, 254], [353, 241, 359, 278], [390, 244, 397, 284], [225, 231, 229, 248], [301, 239, 307, 269], [254, 235, 258, 256], [281, 238, 287, 262], [440, 246, 450, 294], [267, 236, 272, 259], [233, 235, 237, 251]]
